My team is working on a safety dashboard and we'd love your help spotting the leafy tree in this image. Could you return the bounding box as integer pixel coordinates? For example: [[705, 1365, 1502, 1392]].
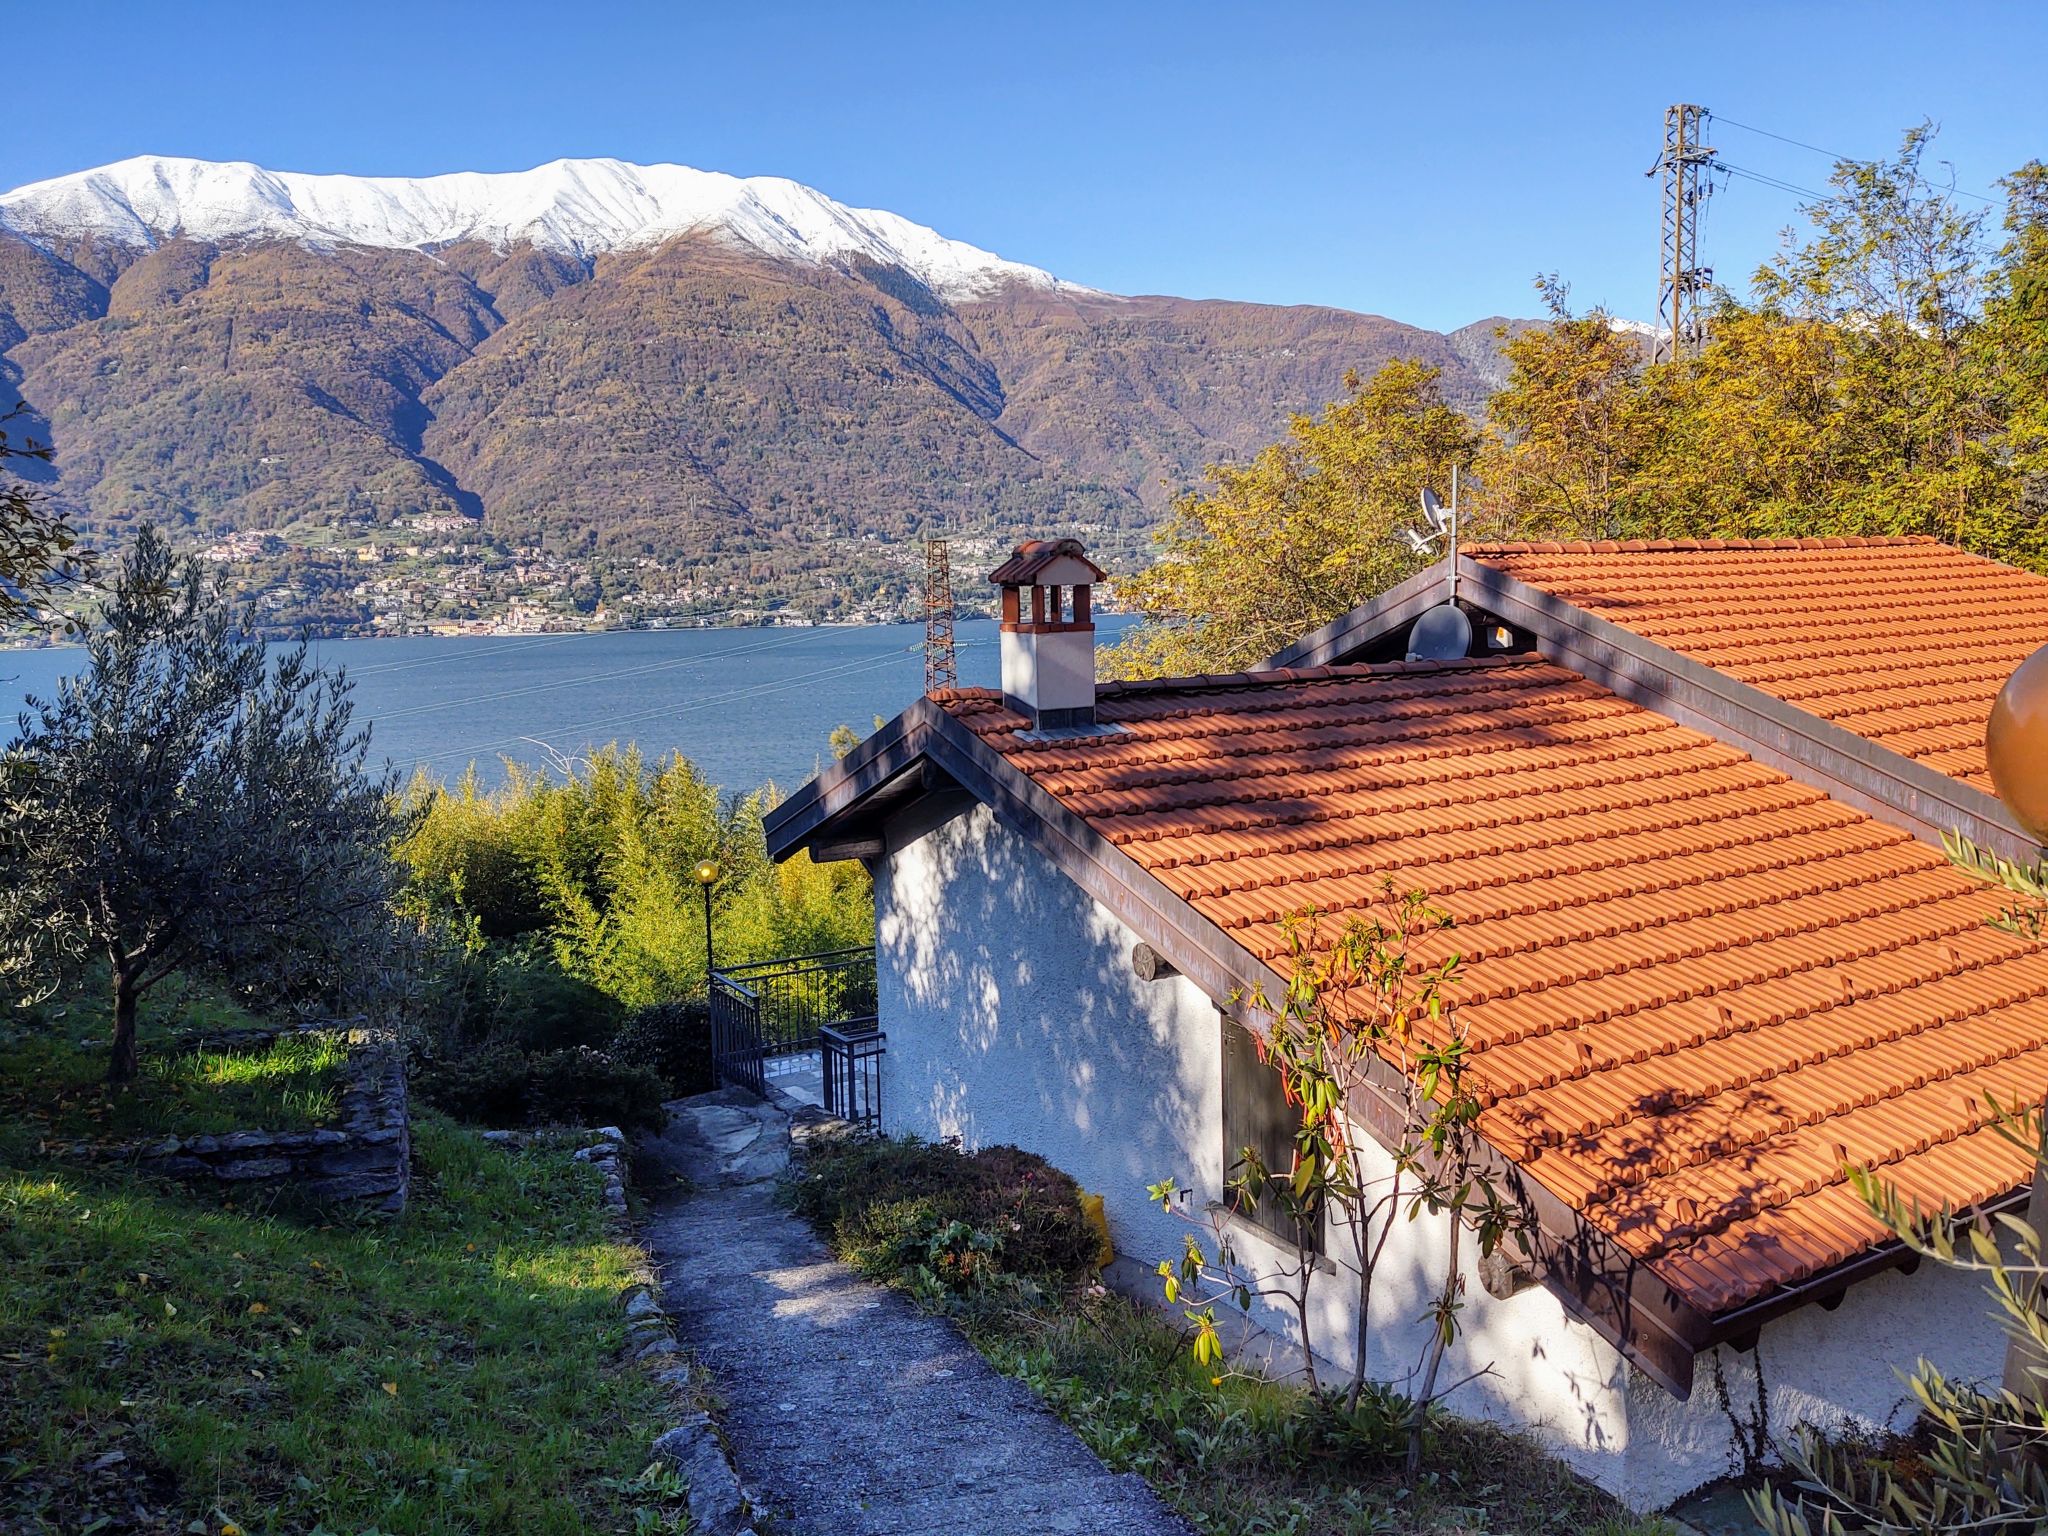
[[0, 528, 402, 1083], [1103, 360, 1477, 677], [1984, 161, 2048, 541], [1109, 125, 2048, 675], [1478, 276, 1666, 537], [0, 406, 88, 630]]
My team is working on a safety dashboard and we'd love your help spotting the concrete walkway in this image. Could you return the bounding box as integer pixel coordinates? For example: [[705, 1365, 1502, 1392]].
[[636, 1090, 1195, 1536]]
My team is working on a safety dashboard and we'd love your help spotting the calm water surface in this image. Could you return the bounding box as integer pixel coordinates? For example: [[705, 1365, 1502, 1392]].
[[1, 617, 1137, 793]]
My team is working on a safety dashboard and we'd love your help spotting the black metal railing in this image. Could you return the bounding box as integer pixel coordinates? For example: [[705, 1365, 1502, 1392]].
[[708, 947, 879, 1104], [707, 974, 767, 1098], [821, 1019, 884, 1130]]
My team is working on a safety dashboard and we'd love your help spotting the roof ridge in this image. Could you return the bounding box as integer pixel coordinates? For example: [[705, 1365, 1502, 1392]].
[[1465, 536, 1942, 556], [1094, 653, 1542, 700]]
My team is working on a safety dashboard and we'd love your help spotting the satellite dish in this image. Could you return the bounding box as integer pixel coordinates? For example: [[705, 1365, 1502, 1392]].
[[1420, 487, 1449, 534], [1405, 602, 1473, 662]]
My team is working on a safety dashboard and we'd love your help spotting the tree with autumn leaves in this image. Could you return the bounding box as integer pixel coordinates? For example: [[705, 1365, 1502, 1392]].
[[1107, 126, 2048, 678]]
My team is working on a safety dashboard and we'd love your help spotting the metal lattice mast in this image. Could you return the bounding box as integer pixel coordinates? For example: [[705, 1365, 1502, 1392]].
[[1650, 103, 1717, 363], [923, 535, 957, 695]]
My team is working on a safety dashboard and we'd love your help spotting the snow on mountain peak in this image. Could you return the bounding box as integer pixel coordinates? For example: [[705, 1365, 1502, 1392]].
[[0, 154, 1078, 301]]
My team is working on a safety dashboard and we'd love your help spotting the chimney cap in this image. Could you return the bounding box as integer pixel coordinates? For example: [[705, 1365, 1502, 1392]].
[[987, 538, 1105, 588]]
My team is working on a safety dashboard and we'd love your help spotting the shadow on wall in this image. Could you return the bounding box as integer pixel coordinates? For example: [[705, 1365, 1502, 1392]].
[[876, 800, 1213, 1259]]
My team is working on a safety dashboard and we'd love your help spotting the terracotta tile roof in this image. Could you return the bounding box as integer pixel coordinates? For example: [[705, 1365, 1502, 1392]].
[[937, 656, 2048, 1319], [1466, 537, 2048, 795]]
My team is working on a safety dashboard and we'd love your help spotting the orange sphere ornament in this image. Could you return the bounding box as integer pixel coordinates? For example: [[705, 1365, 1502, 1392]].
[[1988, 643, 2048, 845]]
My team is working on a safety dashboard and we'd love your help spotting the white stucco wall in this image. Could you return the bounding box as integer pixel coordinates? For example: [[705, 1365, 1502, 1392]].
[[873, 799, 2010, 1510]]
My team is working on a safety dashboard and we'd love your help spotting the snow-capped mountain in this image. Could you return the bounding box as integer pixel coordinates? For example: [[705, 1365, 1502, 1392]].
[[0, 154, 1078, 302]]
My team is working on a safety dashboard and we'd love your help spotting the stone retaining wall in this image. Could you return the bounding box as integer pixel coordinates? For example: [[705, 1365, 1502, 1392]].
[[62, 1028, 411, 1214]]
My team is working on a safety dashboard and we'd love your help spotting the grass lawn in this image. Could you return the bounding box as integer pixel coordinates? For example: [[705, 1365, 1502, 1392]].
[[787, 1132, 1677, 1536], [0, 977, 351, 1161], [1, 1117, 680, 1535], [968, 1293, 1668, 1536], [0, 978, 682, 1535]]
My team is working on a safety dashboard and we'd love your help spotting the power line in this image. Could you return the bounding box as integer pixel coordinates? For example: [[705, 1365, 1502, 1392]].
[[1714, 115, 1996, 204], [1718, 161, 1838, 204], [335, 631, 592, 677]]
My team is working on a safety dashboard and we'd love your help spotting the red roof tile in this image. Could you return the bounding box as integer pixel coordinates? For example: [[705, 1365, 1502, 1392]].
[[1466, 538, 2048, 795], [937, 656, 2048, 1319]]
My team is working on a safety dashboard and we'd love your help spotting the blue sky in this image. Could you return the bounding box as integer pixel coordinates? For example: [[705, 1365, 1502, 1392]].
[[9, 1, 2045, 331]]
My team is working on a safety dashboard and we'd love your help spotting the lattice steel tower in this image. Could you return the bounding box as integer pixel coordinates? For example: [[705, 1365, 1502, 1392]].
[[923, 535, 957, 695], [1650, 103, 1717, 362]]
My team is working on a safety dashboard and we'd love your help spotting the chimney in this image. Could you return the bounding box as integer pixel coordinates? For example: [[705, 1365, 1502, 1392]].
[[988, 537, 1106, 730]]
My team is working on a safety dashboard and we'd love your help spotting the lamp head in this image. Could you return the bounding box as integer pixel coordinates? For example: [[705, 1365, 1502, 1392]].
[[694, 859, 721, 888]]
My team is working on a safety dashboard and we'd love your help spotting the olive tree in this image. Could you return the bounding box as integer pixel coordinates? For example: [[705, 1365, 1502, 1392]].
[[0, 528, 402, 1083], [0, 406, 88, 629]]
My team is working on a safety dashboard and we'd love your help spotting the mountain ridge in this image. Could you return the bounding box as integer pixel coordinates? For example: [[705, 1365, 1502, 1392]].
[[0, 154, 1083, 302], [0, 155, 1526, 633]]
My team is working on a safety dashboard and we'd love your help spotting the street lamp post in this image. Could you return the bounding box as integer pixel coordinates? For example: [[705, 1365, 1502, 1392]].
[[694, 859, 721, 978]]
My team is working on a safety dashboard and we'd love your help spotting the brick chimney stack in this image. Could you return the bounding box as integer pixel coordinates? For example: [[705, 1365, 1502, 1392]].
[[987, 538, 1106, 730]]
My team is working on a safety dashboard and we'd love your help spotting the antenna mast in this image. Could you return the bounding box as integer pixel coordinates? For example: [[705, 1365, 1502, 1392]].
[[923, 533, 957, 695], [1650, 103, 1716, 363]]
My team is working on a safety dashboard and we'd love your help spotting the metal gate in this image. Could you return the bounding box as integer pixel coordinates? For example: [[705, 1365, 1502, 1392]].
[[709, 948, 877, 1103], [708, 968, 768, 1097]]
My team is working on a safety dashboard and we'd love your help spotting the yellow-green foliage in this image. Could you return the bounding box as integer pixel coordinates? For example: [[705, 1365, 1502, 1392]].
[[1108, 131, 2048, 679], [399, 745, 872, 1009], [1102, 358, 1477, 680]]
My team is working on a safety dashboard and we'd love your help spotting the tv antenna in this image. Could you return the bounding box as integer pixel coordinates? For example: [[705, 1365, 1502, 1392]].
[[1399, 467, 1473, 662], [1402, 466, 1461, 600]]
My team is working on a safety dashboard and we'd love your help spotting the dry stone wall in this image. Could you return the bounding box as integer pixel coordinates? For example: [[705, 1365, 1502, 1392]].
[[63, 1027, 411, 1213]]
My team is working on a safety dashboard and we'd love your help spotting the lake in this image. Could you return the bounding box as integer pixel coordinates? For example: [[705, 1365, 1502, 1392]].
[[0, 616, 1139, 794]]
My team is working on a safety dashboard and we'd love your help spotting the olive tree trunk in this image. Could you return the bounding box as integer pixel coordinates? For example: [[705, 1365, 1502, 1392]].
[[108, 962, 141, 1085]]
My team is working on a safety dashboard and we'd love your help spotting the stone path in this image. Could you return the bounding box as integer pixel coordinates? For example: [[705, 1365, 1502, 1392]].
[[636, 1089, 1196, 1536]]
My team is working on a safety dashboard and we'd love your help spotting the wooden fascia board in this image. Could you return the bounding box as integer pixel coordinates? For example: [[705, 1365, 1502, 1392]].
[[1460, 560, 2038, 864], [1262, 559, 1455, 671], [763, 701, 937, 861], [917, 709, 1712, 1397]]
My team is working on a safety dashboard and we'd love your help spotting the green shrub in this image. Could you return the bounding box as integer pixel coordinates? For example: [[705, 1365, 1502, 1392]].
[[524, 1046, 667, 1133], [786, 1135, 1101, 1291], [489, 947, 622, 1054], [411, 1039, 533, 1126], [612, 999, 715, 1098]]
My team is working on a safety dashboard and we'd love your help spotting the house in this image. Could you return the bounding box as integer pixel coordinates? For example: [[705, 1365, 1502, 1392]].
[[764, 534, 2048, 1510]]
